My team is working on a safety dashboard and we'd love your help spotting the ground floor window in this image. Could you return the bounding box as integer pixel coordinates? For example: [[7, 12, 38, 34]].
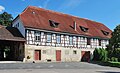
[[73, 50, 77, 54]]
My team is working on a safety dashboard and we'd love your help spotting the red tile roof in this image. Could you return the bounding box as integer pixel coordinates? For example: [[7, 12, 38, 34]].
[[19, 6, 112, 39]]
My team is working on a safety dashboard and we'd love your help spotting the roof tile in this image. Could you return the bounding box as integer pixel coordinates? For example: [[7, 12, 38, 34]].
[[19, 6, 112, 39]]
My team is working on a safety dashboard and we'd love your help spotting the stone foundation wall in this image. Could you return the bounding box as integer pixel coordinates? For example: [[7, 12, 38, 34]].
[[24, 44, 94, 62]]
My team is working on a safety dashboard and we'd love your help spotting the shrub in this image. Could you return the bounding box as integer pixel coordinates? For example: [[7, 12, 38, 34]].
[[93, 48, 108, 62], [107, 58, 111, 61], [111, 57, 118, 62], [109, 48, 120, 62]]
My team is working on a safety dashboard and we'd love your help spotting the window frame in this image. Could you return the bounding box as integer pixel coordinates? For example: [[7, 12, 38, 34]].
[[35, 31, 41, 42], [46, 33, 52, 43], [73, 50, 77, 54], [56, 34, 61, 44], [69, 36, 73, 45]]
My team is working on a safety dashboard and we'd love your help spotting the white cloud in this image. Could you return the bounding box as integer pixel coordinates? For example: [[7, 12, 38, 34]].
[[0, 5, 5, 12]]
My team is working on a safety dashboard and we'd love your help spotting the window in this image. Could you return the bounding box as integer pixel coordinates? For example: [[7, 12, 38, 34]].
[[47, 33, 51, 42], [17, 23, 19, 27], [69, 36, 73, 45], [15, 23, 19, 28], [80, 26, 88, 32], [49, 20, 59, 28], [73, 36, 77, 47], [87, 38, 91, 45], [73, 50, 77, 54], [101, 40, 108, 48], [56, 34, 60, 43], [77, 37, 87, 48], [26, 30, 34, 44], [35, 31, 41, 41], [101, 30, 109, 36], [91, 38, 99, 48]]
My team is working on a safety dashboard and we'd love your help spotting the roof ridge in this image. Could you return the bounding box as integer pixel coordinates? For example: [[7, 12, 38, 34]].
[[27, 6, 79, 18], [26, 6, 105, 25]]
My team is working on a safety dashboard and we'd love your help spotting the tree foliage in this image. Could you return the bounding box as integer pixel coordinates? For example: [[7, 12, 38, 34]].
[[93, 25, 120, 62], [93, 48, 108, 62], [108, 25, 120, 50], [107, 24, 120, 61], [0, 12, 13, 26]]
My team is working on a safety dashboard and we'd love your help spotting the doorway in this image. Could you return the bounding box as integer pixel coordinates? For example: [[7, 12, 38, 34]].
[[56, 50, 61, 61], [35, 50, 41, 60], [81, 51, 90, 62]]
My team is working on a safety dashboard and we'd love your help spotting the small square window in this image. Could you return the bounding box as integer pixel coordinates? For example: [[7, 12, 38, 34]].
[[73, 50, 77, 54]]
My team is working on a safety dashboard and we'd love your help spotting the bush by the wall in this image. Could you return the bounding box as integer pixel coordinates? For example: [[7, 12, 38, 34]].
[[111, 57, 118, 62], [93, 48, 108, 62]]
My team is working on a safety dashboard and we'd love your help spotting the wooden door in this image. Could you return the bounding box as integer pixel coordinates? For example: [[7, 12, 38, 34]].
[[56, 50, 61, 61], [81, 51, 90, 62], [35, 50, 41, 60]]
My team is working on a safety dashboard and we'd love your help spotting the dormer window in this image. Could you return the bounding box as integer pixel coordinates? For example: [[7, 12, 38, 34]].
[[49, 20, 59, 28], [80, 26, 88, 32], [101, 30, 109, 36]]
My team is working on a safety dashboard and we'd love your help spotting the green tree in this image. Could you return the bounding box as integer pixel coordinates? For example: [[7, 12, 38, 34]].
[[109, 24, 120, 49], [108, 24, 120, 59], [0, 12, 13, 26]]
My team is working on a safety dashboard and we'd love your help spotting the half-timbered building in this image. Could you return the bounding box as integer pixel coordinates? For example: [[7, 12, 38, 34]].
[[12, 6, 112, 62]]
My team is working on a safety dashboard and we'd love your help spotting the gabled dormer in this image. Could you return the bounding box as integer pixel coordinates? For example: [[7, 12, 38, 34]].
[[49, 20, 59, 28], [101, 30, 109, 36], [80, 26, 89, 32]]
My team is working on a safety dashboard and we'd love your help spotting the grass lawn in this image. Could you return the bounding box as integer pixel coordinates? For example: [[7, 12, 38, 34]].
[[90, 61, 120, 68], [107, 61, 120, 68]]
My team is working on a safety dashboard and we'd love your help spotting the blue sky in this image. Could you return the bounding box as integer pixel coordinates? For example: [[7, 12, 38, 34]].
[[0, 0, 120, 30]]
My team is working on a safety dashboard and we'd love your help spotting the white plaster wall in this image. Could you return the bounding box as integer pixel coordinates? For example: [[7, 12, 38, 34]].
[[12, 18, 25, 37]]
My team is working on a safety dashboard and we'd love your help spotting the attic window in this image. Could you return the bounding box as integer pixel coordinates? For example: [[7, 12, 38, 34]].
[[80, 26, 88, 32], [49, 20, 59, 28], [101, 30, 109, 36], [32, 11, 35, 14]]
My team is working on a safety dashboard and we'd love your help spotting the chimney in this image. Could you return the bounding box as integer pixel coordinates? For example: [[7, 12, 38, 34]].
[[74, 21, 77, 31]]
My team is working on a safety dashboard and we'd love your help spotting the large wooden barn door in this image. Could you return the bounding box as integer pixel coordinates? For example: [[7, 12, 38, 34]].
[[56, 50, 61, 61], [35, 50, 41, 60], [81, 51, 90, 62]]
